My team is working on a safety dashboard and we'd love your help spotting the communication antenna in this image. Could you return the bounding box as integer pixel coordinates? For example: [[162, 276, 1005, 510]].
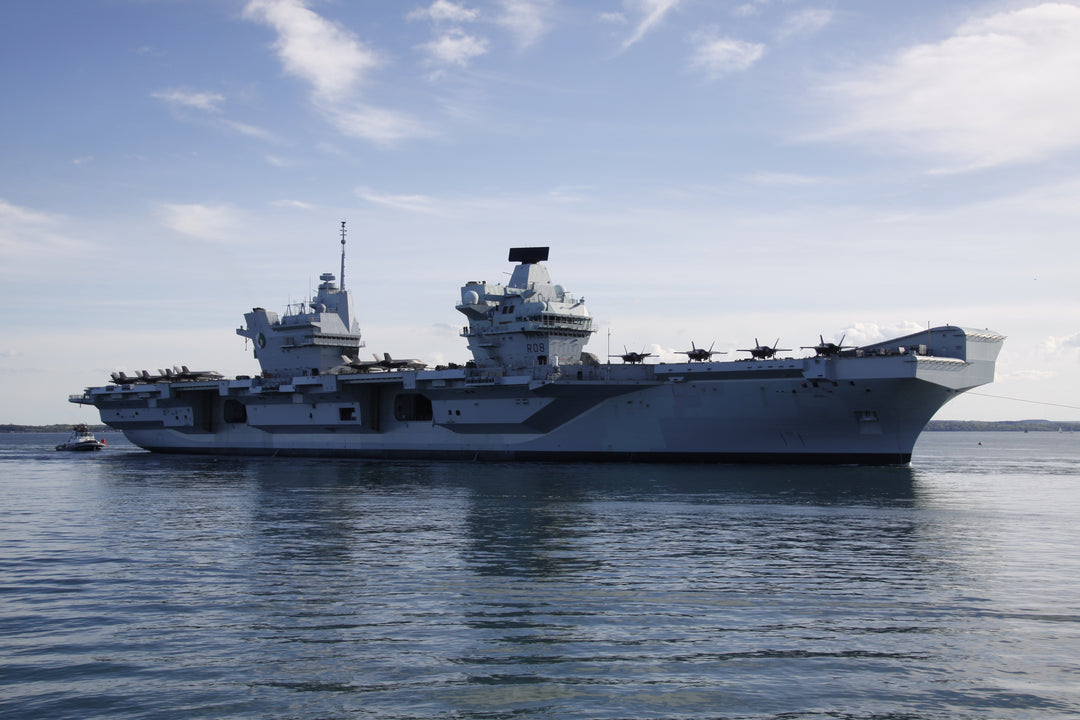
[[339, 220, 347, 290]]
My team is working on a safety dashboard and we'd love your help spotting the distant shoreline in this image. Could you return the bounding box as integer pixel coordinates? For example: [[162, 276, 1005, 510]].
[[3, 421, 1077, 433], [1, 424, 116, 433], [925, 420, 1079, 432]]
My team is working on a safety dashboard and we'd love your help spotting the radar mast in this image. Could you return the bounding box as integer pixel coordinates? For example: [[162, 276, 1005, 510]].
[[339, 220, 347, 290]]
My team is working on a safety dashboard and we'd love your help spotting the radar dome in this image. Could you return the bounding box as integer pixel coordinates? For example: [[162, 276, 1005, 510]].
[[463, 290, 480, 305]]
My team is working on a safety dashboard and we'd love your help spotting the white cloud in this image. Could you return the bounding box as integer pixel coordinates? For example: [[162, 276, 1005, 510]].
[[408, 0, 480, 24], [817, 3, 1080, 170], [158, 203, 242, 242], [987, 176, 1080, 216], [420, 29, 490, 68], [270, 198, 315, 209], [599, 12, 627, 25], [838, 321, 928, 348], [547, 184, 596, 203], [410, 0, 549, 67], [0, 197, 54, 227], [356, 187, 446, 215], [244, 0, 427, 142], [223, 119, 279, 143], [320, 103, 431, 143], [734, 0, 770, 18], [777, 8, 833, 40], [265, 155, 294, 168], [243, 0, 378, 101], [496, 0, 553, 48], [152, 88, 226, 112], [153, 89, 279, 142], [0, 198, 87, 264], [746, 171, 831, 186], [690, 32, 764, 78], [1042, 333, 1080, 355], [621, 0, 682, 51]]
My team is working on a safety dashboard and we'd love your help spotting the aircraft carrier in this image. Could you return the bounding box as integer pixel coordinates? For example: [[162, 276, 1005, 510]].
[[71, 229, 1004, 464]]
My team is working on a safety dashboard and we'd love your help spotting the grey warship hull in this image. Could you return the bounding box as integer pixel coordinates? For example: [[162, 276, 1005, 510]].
[[71, 240, 1003, 464], [73, 327, 1002, 465]]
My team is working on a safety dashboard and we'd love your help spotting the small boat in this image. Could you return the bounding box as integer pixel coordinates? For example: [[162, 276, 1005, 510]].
[[55, 424, 106, 451]]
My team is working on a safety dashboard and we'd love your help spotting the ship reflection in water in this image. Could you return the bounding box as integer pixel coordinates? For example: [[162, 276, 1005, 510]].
[[8, 431, 1079, 719]]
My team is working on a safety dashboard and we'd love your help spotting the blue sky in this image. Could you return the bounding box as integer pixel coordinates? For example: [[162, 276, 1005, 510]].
[[2, 0, 1079, 424]]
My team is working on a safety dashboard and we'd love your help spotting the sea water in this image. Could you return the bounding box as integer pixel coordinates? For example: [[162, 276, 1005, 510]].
[[1, 431, 1078, 719]]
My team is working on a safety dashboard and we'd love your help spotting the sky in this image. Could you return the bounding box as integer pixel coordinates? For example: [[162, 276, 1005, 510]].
[[2, 0, 1079, 424]]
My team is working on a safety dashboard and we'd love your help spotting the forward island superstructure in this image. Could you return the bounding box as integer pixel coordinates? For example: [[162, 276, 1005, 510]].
[[71, 232, 1004, 464]]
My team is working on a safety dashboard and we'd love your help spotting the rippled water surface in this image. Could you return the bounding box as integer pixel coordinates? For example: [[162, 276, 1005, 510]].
[[2, 431, 1079, 719]]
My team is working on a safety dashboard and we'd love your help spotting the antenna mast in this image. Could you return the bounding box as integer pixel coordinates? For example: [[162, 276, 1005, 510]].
[[339, 220, 347, 290]]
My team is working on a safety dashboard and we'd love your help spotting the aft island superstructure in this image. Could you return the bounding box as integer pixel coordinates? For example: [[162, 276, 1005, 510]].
[[71, 234, 1004, 464]]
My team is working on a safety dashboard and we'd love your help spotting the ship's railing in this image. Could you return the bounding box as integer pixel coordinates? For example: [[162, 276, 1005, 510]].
[[463, 365, 562, 384]]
